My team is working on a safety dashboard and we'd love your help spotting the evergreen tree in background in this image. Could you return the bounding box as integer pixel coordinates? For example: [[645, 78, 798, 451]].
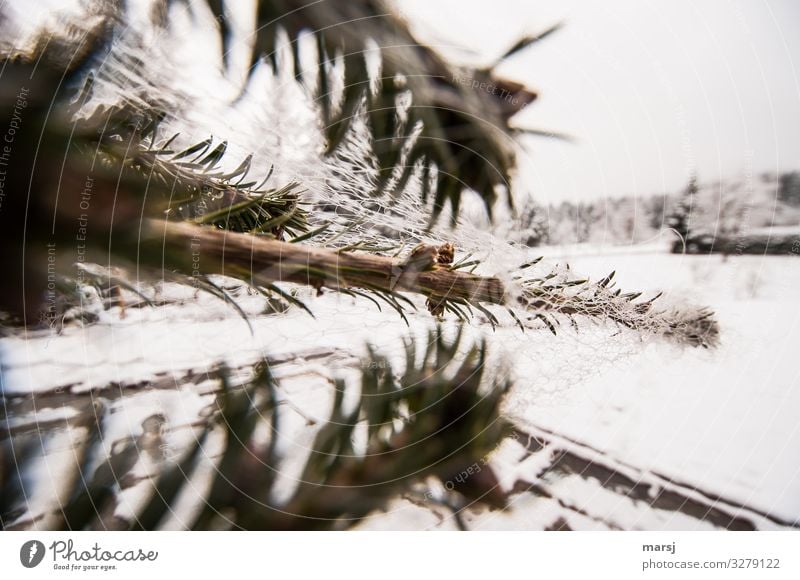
[[778, 171, 800, 207], [667, 175, 699, 250]]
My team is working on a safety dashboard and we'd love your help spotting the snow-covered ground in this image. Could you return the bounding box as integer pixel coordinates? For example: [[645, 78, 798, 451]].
[[2, 246, 799, 530], [500, 247, 800, 528], [353, 247, 800, 530]]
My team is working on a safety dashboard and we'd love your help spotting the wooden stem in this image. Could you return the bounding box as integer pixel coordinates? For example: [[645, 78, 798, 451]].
[[152, 219, 507, 304], [141, 219, 718, 348]]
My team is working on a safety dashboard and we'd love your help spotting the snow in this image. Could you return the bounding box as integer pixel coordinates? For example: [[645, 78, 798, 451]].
[[3, 249, 799, 529], [1, 0, 798, 529], [504, 250, 800, 524], [4, 223, 800, 531], [746, 225, 800, 237]]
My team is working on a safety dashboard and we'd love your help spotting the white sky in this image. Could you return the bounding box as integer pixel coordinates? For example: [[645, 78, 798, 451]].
[[399, 0, 800, 202]]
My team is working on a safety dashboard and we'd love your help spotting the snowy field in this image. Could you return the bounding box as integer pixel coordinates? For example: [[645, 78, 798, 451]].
[[497, 246, 800, 529], [536, 246, 800, 501], [352, 246, 800, 530], [2, 245, 799, 530]]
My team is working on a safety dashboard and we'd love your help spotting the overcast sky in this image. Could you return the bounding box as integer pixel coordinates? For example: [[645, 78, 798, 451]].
[[399, 0, 800, 203]]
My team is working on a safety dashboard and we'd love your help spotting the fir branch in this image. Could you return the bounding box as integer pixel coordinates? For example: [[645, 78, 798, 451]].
[[146, 221, 719, 347], [80, 110, 311, 238], [201, 0, 548, 222], [3, 332, 513, 530]]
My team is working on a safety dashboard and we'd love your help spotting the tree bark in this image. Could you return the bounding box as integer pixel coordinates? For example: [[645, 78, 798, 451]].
[[152, 219, 506, 304]]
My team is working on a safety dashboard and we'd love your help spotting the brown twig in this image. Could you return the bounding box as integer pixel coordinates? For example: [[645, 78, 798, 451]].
[[147, 220, 719, 347]]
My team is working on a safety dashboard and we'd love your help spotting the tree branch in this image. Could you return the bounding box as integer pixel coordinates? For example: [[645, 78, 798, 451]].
[[146, 220, 719, 347]]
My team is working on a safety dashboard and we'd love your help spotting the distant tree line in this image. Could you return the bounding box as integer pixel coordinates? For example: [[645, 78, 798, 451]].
[[503, 172, 800, 253]]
